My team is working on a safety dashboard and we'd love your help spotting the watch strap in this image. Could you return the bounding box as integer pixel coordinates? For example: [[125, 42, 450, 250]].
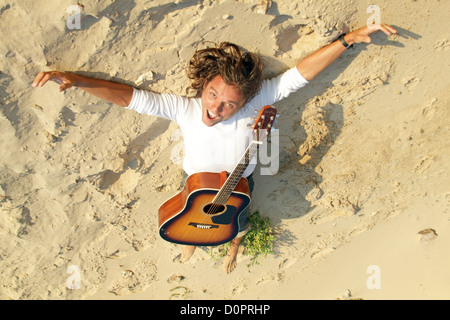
[[339, 34, 353, 49]]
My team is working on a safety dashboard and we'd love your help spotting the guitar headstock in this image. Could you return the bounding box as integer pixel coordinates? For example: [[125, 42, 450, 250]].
[[252, 105, 277, 142]]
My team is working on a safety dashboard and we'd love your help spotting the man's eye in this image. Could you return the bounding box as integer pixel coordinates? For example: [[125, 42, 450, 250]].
[[210, 93, 216, 98]]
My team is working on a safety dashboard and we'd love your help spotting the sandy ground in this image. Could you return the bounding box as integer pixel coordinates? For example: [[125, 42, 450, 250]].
[[0, 0, 449, 300]]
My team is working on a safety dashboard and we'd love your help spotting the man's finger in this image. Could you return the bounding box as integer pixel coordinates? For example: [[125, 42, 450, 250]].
[[32, 72, 46, 87], [378, 23, 397, 37], [38, 73, 53, 87], [385, 24, 398, 34]]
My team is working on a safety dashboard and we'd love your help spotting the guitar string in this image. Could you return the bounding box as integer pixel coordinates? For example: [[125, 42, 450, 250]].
[[205, 141, 252, 215], [213, 145, 252, 206], [206, 141, 257, 217], [200, 146, 251, 225], [190, 126, 270, 238], [208, 126, 266, 211], [200, 127, 267, 232], [196, 141, 258, 237], [208, 114, 273, 214], [211, 131, 261, 208], [183, 157, 251, 243]]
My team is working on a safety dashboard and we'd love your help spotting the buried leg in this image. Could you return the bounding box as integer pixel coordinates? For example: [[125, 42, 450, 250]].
[[224, 198, 251, 273], [224, 236, 243, 274]]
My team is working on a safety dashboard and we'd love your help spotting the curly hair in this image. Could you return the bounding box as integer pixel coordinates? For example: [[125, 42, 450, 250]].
[[186, 42, 264, 104]]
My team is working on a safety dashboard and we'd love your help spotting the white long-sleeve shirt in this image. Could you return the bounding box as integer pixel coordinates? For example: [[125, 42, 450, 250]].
[[126, 66, 308, 177]]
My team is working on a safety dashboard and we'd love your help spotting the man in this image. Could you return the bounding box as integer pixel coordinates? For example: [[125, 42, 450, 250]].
[[32, 23, 397, 273]]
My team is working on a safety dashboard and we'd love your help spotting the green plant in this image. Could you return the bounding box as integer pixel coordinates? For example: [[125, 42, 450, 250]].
[[209, 210, 274, 266], [244, 210, 274, 265]]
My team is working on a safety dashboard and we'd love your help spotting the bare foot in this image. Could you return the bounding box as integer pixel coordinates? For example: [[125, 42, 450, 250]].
[[178, 245, 196, 263], [224, 237, 243, 274]]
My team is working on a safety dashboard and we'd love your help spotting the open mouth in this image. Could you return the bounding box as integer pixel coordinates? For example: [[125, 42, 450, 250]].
[[207, 110, 218, 120]]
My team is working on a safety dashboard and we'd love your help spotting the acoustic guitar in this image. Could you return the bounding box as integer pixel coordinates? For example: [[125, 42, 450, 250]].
[[158, 105, 277, 246]]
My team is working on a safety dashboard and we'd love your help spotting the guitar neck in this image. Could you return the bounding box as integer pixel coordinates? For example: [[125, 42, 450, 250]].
[[212, 140, 260, 205], [211, 105, 277, 205]]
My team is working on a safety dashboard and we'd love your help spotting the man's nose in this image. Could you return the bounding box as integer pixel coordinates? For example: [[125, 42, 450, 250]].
[[210, 101, 224, 114]]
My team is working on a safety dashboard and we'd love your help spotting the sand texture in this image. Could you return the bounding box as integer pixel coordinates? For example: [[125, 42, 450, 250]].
[[0, 0, 449, 300]]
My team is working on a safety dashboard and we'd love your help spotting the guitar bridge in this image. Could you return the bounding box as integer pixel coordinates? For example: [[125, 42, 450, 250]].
[[188, 222, 219, 230]]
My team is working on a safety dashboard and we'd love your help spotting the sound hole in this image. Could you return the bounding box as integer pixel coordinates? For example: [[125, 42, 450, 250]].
[[203, 203, 226, 215]]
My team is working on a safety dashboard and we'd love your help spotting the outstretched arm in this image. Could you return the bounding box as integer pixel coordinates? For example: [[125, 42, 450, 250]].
[[297, 23, 397, 81], [32, 71, 134, 107]]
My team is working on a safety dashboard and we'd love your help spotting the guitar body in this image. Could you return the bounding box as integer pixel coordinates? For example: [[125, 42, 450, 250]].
[[158, 172, 251, 246]]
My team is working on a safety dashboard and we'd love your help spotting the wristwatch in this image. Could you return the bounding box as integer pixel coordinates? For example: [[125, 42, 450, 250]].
[[338, 34, 353, 49]]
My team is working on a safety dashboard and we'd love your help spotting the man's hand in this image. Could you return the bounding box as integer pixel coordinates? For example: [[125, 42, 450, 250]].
[[297, 23, 397, 81], [346, 24, 397, 45], [32, 71, 78, 92], [32, 71, 133, 107]]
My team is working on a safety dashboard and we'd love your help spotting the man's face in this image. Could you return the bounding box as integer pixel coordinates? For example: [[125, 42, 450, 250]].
[[201, 75, 246, 127]]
